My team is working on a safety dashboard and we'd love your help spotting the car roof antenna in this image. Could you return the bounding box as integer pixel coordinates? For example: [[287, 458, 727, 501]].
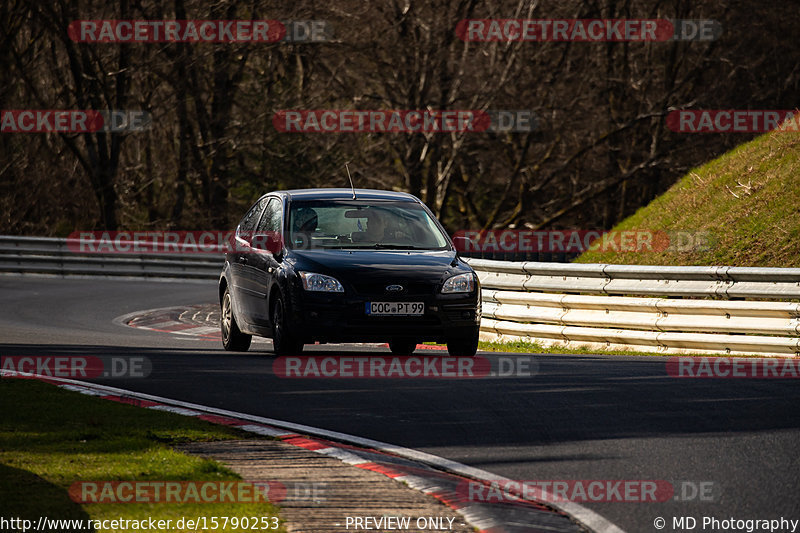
[[346, 163, 357, 199]]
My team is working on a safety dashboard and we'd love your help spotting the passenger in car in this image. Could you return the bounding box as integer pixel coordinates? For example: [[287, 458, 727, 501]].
[[364, 209, 388, 242], [293, 207, 318, 233], [292, 207, 318, 248]]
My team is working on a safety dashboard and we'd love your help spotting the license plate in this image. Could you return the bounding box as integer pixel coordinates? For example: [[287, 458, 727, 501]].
[[366, 302, 424, 316]]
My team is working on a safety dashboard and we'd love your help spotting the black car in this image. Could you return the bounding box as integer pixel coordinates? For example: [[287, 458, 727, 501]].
[[219, 188, 481, 356]]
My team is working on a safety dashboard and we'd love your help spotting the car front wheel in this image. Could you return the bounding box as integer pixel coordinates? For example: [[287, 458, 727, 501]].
[[388, 339, 418, 355], [446, 329, 479, 357], [271, 294, 304, 355], [221, 287, 251, 352]]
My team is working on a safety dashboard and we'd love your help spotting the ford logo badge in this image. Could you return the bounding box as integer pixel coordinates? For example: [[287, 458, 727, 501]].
[[385, 284, 404, 293]]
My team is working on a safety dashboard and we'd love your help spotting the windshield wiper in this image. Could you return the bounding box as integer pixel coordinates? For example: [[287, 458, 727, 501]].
[[309, 243, 436, 250], [370, 243, 431, 250]]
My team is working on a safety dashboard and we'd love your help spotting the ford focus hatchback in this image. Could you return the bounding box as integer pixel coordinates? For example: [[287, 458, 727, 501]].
[[219, 189, 480, 356]]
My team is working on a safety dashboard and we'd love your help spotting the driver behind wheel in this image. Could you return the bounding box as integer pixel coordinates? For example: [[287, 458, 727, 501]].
[[292, 207, 318, 248]]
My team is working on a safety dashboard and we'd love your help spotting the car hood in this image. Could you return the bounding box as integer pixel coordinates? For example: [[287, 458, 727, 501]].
[[288, 249, 467, 285]]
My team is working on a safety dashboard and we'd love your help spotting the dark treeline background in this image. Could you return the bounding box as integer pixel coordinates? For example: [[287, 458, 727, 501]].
[[1, 0, 798, 235]]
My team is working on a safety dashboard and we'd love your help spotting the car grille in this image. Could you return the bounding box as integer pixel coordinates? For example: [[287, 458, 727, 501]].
[[352, 281, 436, 296], [346, 315, 442, 327]]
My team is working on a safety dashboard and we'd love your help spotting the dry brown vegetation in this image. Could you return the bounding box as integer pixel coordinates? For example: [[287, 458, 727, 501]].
[[1, 0, 798, 236], [577, 128, 800, 266]]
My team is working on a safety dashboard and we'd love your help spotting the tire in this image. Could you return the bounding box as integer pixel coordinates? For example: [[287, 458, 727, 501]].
[[271, 294, 304, 355], [221, 287, 251, 352], [388, 339, 418, 355], [446, 330, 479, 357]]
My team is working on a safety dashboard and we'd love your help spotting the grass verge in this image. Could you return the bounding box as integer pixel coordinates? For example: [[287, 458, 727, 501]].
[[477, 340, 764, 358], [575, 127, 800, 267], [0, 378, 283, 533]]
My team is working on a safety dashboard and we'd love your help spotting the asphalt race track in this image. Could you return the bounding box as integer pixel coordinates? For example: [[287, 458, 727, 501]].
[[2, 276, 799, 532]]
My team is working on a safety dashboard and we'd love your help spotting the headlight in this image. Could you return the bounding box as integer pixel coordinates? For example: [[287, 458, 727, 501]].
[[299, 272, 344, 292], [441, 272, 475, 293]]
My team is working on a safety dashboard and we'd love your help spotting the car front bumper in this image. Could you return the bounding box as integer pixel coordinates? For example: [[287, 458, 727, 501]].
[[288, 290, 481, 344]]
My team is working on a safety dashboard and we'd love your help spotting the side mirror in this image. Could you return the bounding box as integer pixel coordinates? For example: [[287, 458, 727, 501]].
[[451, 235, 479, 256], [250, 232, 284, 256]]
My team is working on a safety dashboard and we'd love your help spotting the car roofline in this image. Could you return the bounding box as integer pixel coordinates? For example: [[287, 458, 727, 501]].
[[274, 188, 421, 203]]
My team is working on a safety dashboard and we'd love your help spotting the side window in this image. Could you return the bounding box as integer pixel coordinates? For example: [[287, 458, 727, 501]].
[[256, 198, 282, 233], [238, 197, 268, 238]]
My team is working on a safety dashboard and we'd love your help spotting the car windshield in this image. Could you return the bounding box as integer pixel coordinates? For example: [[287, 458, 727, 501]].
[[287, 199, 450, 250]]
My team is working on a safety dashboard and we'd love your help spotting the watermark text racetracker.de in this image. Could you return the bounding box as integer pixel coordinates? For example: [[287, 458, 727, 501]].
[[63, 228, 715, 256], [1, 110, 151, 133], [70, 480, 326, 504], [68, 19, 333, 43], [273, 355, 538, 379], [456, 19, 722, 42], [667, 357, 800, 379], [65, 230, 289, 255], [272, 110, 537, 133], [458, 479, 717, 503], [453, 229, 714, 254], [1, 356, 151, 379], [67, 230, 237, 254], [667, 109, 799, 133]]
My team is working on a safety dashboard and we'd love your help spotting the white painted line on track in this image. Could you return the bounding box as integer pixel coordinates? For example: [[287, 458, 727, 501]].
[[58, 384, 107, 395], [148, 405, 204, 416], [238, 424, 295, 438], [315, 447, 371, 466], [1, 370, 626, 533]]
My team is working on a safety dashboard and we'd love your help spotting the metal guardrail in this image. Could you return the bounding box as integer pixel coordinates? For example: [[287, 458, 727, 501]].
[[467, 258, 800, 357], [4, 237, 799, 356], [0, 235, 221, 279]]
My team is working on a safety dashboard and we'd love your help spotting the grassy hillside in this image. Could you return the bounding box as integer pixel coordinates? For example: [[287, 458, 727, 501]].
[[576, 129, 800, 267]]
